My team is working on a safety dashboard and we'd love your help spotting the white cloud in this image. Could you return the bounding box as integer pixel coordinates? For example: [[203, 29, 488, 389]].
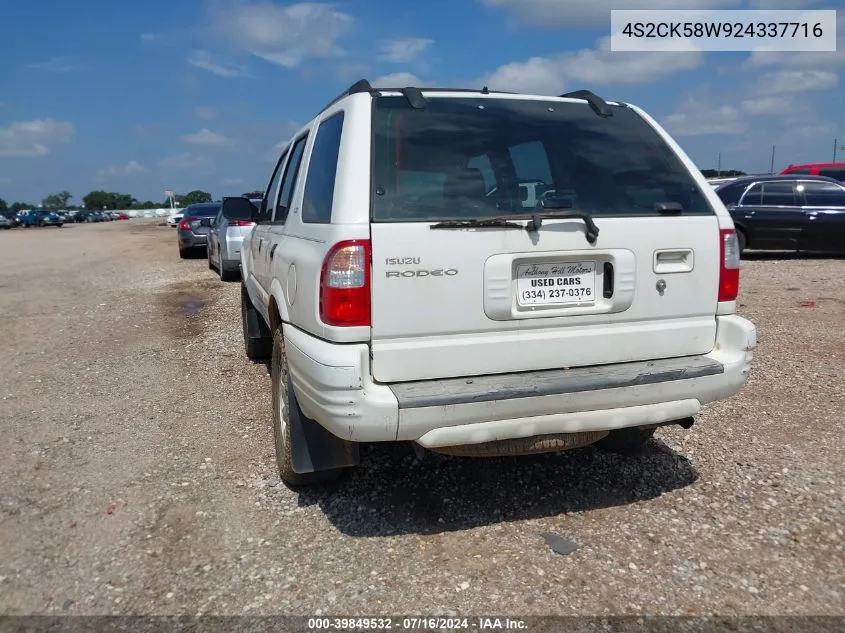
[[187, 50, 247, 78], [740, 95, 793, 116], [96, 161, 148, 181], [140, 33, 158, 42], [757, 69, 839, 95], [181, 128, 234, 146], [378, 37, 434, 63], [27, 56, 84, 73], [664, 99, 747, 137], [371, 72, 425, 87], [480, 57, 565, 95], [0, 118, 75, 157], [213, 2, 354, 68], [744, 16, 845, 68], [159, 153, 209, 171], [193, 106, 218, 120], [479, 36, 704, 95], [663, 76, 827, 138], [479, 0, 739, 27]]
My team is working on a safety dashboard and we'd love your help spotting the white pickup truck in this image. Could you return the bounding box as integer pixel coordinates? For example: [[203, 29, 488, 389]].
[[223, 81, 757, 486]]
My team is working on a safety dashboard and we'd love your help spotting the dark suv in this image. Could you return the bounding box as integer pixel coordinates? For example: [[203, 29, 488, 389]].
[[714, 175, 845, 254]]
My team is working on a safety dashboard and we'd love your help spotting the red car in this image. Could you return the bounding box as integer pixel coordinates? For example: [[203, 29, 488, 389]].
[[781, 162, 845, 182]]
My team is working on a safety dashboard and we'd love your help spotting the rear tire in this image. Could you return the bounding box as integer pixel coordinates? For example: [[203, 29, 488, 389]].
[[271, 327, 343, 487], [736, 229, 747, 254], [595, 427, 656, 454], [179, 246, 189, 259], [241, 284, 272, 360]]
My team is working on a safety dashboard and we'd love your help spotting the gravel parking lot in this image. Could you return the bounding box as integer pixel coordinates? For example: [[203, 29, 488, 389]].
[[0, 219, 843, 616]]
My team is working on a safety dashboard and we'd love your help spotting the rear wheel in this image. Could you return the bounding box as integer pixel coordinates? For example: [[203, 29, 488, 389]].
[[271, 327, 343, 487], [595, 427, 656, 454], [736, 229, 747, 254], [179, 246, 189, 259]]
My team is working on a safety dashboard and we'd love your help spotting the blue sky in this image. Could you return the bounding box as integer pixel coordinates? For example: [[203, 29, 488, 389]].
[[0, 0, 843, 205]]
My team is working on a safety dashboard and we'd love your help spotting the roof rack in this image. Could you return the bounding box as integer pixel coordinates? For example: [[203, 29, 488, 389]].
[[319, 80, 616, 115], [560, 89, 613, 118]]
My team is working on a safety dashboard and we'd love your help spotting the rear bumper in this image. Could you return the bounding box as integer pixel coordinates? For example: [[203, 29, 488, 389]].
[[284, 315, 756, 447], [220, 234, 246, 267], [178, 232, 207, 247]]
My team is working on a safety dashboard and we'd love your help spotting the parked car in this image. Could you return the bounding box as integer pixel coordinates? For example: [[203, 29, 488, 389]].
[[781, 162, 845, 182], [0, 215, 13, 229], [167, 209, 185, 227], [220, 79, 757, 486], [176, 202, 222, 258], [207, 197, 259, 281], [19, 210, 64, 227], [714, 174, 845, 253]]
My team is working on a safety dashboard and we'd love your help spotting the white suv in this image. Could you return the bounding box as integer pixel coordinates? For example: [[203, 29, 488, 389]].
[[221, 80, 756, 486]]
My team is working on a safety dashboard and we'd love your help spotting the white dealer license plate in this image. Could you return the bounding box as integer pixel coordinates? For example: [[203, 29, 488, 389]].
[[516, 261, 597, 307]]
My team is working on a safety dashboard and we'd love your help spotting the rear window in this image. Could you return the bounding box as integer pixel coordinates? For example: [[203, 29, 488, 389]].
[[185, 204, 220, 217], [818, 168, 845, 182], [370, 95, 713, 222]]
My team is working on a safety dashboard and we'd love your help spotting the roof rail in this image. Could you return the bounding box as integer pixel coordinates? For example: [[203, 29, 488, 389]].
[[560, 89, 613, 118], [318, 78, 374, 114]]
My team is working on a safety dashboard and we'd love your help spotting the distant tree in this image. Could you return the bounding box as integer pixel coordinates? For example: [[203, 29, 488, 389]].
[[701, 169, 746, 178], [0, 198, 7, 213], [241, 191, 263, 199], [180, 190, 212, 205], [9, 202, 32, 213], [41, 190, 72, 209], [83, 190, 110, 210]]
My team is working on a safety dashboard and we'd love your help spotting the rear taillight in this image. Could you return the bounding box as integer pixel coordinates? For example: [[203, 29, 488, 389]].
[[319, 240, 370, 327], [719, 228, 740, 302], [229, 220, 254, 227], [177, 219, 191, 230]]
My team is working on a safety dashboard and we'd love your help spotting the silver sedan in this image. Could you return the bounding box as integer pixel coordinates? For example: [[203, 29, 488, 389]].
[[207, 200, 259, 281]]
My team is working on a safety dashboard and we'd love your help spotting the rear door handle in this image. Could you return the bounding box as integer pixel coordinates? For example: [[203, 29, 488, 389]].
[[653, 249, 694, 273], [270, 243, 277, 259]]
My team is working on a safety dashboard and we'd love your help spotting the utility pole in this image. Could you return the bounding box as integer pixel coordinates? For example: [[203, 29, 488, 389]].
[[717, 153, 721, 177], [770, 145, 776, 174], [834, 138, 838, 163]]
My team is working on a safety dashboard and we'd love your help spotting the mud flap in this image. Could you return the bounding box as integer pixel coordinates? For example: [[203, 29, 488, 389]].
[[287, 376, 360, 474]]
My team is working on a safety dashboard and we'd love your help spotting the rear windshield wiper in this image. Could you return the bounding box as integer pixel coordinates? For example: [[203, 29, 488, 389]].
[[430, 218, 523, 230]]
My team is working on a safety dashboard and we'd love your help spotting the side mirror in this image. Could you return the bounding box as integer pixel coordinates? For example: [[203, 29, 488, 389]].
[[222, 197, 258, 222]]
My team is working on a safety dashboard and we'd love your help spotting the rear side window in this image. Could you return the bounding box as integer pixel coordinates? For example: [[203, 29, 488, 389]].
[[800, 181, 845, 206], [715, 182, 746, 206], [370, 96, 713, 222], [760, 182, 796, 206], [739, 183, 762, 206], [276, 135, 308, 222], [819, 168, 845, 182], [302, 112, 344, 224]]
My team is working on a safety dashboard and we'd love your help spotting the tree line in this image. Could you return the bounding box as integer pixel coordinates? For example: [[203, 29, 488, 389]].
[[0, 189, 216, 214]]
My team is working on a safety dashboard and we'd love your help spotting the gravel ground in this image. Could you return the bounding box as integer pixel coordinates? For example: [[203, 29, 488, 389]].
[[0, 220, 843, 617]]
